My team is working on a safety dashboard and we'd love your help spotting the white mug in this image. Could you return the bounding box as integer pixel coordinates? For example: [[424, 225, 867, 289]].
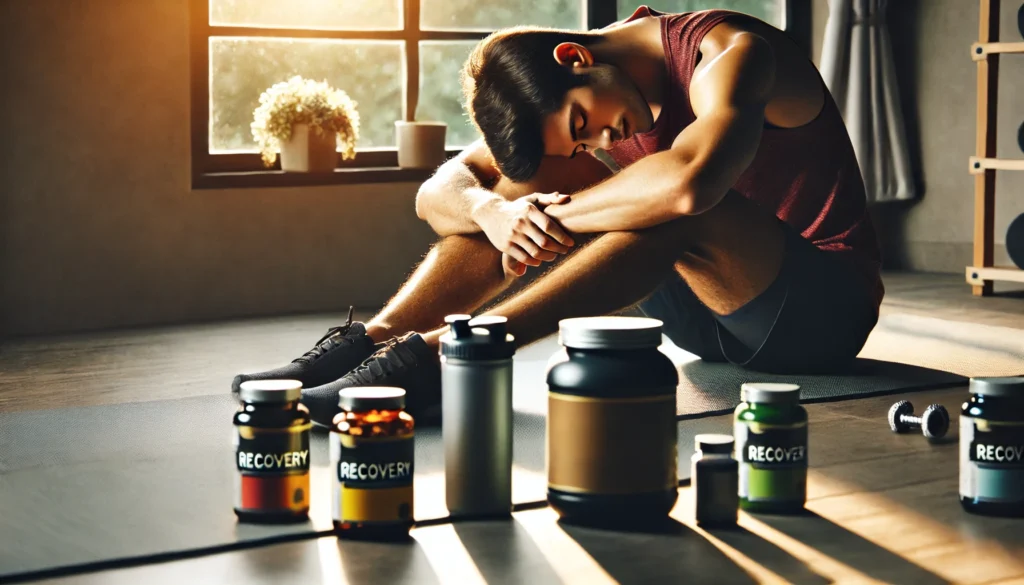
[[395, 121, 447, 169]]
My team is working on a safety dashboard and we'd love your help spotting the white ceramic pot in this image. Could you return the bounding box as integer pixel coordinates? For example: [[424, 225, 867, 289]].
[[279, 124, 338, 173], [395, 121, 447, 169]]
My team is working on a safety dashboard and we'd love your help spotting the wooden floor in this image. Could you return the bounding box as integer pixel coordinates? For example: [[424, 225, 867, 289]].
[[1, 271, 1022, 414], [35, 387, 1024, 585], [879, 272, 1024, 329], [5, 271, 1024, 584]]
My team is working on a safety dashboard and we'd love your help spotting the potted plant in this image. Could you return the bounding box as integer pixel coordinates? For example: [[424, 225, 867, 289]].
[[251, 76, 359, 173]]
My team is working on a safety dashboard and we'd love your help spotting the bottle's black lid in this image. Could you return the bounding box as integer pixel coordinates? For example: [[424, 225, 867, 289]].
[[695, 433, 734, 454], [440, 314, 516, 360]]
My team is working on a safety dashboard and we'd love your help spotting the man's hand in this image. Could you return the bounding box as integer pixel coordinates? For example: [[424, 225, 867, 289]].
[[472, 193, 575, 269], [502, 252, 528, 278]]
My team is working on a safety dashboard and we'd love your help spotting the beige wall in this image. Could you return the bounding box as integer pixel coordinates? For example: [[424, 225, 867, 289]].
[[0, 0, 436, 337], [812, 0, 1024, 272]]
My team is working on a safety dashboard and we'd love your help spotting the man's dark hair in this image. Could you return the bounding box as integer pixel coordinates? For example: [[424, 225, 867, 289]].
[[462, 27, 599, 182]]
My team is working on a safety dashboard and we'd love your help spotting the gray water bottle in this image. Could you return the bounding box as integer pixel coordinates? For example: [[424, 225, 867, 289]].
[[440, 314, 515, 518]]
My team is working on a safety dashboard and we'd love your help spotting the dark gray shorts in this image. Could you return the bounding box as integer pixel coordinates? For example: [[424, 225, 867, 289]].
[[638, 224, 879, 375]]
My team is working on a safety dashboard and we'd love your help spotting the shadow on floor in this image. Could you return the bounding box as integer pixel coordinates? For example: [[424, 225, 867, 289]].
[[336, 537, 440, 585], [704, 525, 830, 585], [453, 521, 564, 585], [758, 511, 950, 585], [818, 471, 1024, 550], [557, 517, 758, 584]]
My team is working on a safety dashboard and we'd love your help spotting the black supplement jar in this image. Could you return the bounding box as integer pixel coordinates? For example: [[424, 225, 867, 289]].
[[233, 379, 312, 523], [691, 433, 739, 527], [546, 316, 679, 525], [960, 376, 1024, 517]]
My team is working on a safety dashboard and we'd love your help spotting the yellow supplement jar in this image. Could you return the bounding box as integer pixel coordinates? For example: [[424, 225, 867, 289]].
[[330, 387, 415, 539]]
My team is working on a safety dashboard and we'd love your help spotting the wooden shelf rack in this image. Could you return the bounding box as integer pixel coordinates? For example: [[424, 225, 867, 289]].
[[969, 156, 1024, 173], [967, 0, 1024, 295], [971, 41, 1024, 59]]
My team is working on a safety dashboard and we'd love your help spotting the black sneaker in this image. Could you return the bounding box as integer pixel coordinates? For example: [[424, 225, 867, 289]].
[[301, 332, 441, 427], [231, 307, 378, 394]]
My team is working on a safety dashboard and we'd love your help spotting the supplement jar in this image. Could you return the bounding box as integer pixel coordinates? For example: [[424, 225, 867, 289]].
[[960, 376, 1024, 517], [691, 434, 739, 527], [233, 379, 312, 523], [546, 316, 679, 524], [331, 387, 415, 539], [734, 383, 807, 514]]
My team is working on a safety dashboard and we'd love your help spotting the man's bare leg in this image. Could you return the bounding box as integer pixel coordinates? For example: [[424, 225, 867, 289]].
[[419, 190, 786, 349], [365, 234, 511, 342]]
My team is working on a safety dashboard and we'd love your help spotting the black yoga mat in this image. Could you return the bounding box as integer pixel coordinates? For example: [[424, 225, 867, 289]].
[[0, 357, 964, 581], [513, 341, 968, 419], [0, 393, 550, 581], [671, 357, 967, 419]]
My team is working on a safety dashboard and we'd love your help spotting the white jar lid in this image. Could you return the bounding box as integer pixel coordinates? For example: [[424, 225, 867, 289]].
[[338, 386, 406, 411], [558, 316, 663, 350], [740, 382, 801, 404], [239, 379, 302, 403], [969, 376, 1024, 397]]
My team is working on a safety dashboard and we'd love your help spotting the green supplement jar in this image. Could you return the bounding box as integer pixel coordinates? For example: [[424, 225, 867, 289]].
[[960, 376, 1024, 517], [734, 383, 807, 514]]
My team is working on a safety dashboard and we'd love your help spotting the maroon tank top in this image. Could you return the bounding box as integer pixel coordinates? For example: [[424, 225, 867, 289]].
[[606, 7, 884, 308]]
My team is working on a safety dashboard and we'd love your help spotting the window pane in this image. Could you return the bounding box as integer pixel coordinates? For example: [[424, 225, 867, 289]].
[[418, 41, 479, 148], [210, 0, 401, 30], [617, 1, 785, 29], [210, 38, 403, 152], [421, 0, 582, 30]]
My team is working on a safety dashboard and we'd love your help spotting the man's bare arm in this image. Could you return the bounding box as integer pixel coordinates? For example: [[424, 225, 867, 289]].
[[415, 140, 592, 269], [415, 140, 504, 236], [546, 27, 775, 233]]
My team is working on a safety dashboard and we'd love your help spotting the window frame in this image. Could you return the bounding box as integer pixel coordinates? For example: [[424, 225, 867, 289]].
[[189, 0, 796, 189]]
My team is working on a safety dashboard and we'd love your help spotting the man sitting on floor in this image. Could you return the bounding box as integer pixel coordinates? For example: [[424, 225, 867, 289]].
[[233, 7, 883, 427]]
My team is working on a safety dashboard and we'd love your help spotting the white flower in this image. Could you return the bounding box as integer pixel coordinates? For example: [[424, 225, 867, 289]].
[[251, 76, 360, 167]]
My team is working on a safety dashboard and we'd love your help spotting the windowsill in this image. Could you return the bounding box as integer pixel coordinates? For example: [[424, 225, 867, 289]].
[[192, 166, 434, 190]]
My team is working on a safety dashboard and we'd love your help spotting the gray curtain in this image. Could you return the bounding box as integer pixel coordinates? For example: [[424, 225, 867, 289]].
[[820, 0, 915, 202]]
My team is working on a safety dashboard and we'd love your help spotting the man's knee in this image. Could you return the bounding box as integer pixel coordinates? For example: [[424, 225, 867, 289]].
[[617, 215, 702, 260], [637, 190, 784, 260], [435, 232, 509, 272], [436, 232, 494, 252]]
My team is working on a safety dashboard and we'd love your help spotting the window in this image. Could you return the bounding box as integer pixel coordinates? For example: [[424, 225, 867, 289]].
[[190, 0, 590, 188], [190, 0, 791, 188]]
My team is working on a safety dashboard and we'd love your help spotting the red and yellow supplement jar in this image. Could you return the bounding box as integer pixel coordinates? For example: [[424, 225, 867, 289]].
[[233, 379, 312, 523]]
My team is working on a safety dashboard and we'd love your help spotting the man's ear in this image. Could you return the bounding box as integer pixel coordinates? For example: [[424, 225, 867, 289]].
[[553, 42, 594, 68]]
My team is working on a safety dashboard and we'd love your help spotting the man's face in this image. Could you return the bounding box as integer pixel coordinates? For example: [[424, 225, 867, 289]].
[[542, 64, 654, 158]]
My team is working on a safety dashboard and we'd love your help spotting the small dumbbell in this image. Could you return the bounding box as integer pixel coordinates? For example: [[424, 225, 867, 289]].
[[887, 400, 950, 440]]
